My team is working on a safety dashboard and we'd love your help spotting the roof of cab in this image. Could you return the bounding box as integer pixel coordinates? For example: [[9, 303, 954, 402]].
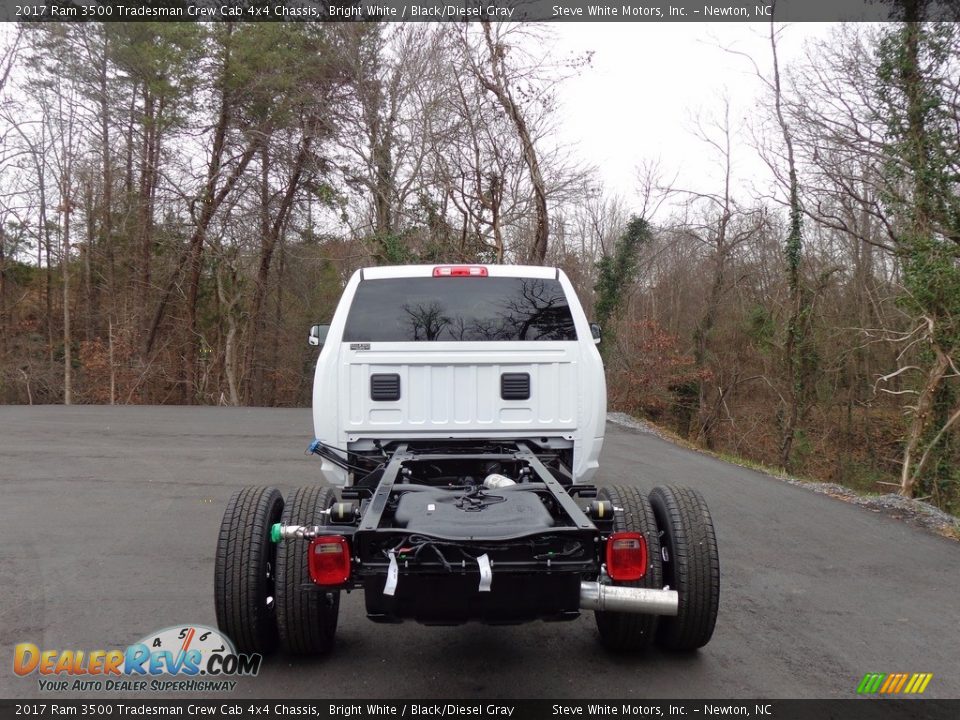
[[361, 264, 558, 280]]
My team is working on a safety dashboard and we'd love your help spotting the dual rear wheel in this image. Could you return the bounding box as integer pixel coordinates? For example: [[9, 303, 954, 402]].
[[214, 485, 341, 655], [595, 484, 720, 652]]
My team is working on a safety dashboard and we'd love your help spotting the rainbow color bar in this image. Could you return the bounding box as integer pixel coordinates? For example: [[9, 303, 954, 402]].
[[857, 673, 934, 695]]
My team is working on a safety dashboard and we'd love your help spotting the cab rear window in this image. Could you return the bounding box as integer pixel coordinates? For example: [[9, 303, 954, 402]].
[[343, 277, 578, 342]]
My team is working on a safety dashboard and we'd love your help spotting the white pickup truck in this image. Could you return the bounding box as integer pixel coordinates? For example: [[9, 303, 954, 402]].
[[309, 264, 606, 487], [214, 264, 719, 658]]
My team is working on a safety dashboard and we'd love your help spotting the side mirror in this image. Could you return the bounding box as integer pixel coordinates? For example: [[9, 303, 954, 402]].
[[590, 323, 602, 345], [308, 324, 330, 347]]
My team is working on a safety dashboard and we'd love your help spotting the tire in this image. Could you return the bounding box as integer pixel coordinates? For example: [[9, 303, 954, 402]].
[[649, 485, 720, 651], [214, 486, 284, 654], [276, 485, 341, 655], [594, 485, 663, 652]]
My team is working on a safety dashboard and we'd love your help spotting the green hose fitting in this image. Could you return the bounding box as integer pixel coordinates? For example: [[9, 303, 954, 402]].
[[270, 523, 282, 543]]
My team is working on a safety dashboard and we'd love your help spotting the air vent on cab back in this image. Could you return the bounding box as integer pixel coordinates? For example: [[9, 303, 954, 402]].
[[370, 374, 401, 401], [501, 372, 531, 400]]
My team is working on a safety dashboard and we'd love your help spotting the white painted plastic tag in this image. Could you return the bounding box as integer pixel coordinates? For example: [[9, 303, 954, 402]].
[[477, 553, 492, 592], [384, 550, 399, 596]]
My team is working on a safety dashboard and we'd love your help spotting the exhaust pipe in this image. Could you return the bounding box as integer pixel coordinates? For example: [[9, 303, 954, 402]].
[[580, 581, 679, 616]]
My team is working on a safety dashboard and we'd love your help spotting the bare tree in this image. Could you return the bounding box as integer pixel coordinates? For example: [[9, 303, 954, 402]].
[[667, 101, 765, 447], [770, 17, 814, 470]]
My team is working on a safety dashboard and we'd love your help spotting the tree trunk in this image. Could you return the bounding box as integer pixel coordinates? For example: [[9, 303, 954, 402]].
[[372, 126, 394, 237], [62, 182, 72, 406], [37, 132, 54, 366], [216, 266, 240, 407], [108, 318, 116, 405], [895, 12, 945, 496], [224, 319, 240, 407], [692, 243, 726, 448], [138, 88, 158, 350], [771, 17, 808, 471], [243, 138, 311, 404], [910, 400, 960, 496], [99, 37, 113, 289], [125, 86, 136, 199], [479, 23, 548, 264], [0, 232, 6, 360], [99, 41, 117, 377], [269, 237, 286, 406], [900, 340, 949, 497], [83, 178, 96, 340], [490, 173, 504, 263], [246, 148, 271, 404]]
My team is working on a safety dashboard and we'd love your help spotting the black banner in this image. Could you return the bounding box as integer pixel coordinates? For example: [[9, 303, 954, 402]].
[[1, 700, 958, 720], [3, 0, 960, 23]]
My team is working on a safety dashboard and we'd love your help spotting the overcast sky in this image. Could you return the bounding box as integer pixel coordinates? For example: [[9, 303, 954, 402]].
[[0, 20, 840, 226], [547, 22, 838, 216]]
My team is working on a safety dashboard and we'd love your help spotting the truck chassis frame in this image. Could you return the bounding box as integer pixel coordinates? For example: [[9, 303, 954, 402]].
[[215, 440, 719, 654]]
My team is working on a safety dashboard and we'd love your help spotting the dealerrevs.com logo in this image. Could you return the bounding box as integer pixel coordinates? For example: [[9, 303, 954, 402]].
[[14, 624, 261, 693]]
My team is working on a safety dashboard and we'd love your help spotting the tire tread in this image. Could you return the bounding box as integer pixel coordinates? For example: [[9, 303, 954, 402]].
[[595, 484, 663, 652], [649, 485, 720, 651], [214, 486, 283, 654], [276, 486, 340, 655]]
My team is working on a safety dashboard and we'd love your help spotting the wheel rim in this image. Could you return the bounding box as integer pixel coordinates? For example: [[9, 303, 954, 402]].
[[658, 524, 676, 589], [263, 503, 280, 614], [265, 558, 275, 610]]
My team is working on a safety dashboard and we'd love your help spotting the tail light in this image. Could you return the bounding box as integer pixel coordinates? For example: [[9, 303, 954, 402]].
[[308, 535, 351, 586], [433, 265, 488, 277], [606, 532, 647, 582]]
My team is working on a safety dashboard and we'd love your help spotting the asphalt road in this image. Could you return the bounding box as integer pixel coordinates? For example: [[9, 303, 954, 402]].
[[1, 406, 957, 700]]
